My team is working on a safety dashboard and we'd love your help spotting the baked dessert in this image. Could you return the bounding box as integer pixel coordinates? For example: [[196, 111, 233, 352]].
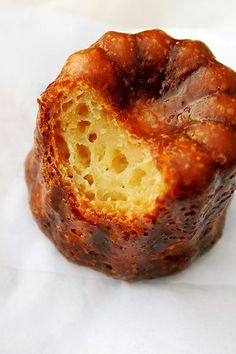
[[25, 30, 236, 281]]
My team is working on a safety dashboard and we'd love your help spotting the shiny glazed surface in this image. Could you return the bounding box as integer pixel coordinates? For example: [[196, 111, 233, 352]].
[[25, 30, 236, 281]]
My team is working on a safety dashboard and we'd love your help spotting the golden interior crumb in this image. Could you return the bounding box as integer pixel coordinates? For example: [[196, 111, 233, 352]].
[[53, 88, 165, 217]]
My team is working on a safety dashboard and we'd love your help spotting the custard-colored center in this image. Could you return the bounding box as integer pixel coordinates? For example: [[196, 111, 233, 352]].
[[54, 89, 164, 217]]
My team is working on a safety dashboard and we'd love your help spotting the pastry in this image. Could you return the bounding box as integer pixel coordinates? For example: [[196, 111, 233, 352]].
[[25, 30, 236, 281]]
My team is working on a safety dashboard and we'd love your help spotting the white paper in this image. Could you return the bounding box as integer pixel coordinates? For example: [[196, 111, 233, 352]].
[[1, 4, 236, 354]]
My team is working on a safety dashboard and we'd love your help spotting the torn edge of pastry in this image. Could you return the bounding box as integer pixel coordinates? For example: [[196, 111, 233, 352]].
[[51, 85, 166, 218]]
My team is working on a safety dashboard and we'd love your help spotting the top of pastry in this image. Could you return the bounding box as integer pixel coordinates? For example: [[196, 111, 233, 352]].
[[58, 29, 236, 165], [38, 30, 236, 220]]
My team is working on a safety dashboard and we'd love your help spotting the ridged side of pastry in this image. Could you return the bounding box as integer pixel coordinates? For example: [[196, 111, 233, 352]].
[[25, 30, 236, 281]]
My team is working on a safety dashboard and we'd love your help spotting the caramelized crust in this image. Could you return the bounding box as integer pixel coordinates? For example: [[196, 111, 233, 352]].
[[25, 30, 236, 281]]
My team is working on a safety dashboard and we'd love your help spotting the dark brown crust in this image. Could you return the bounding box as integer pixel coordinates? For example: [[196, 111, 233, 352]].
[[25, 30, 236, 281]]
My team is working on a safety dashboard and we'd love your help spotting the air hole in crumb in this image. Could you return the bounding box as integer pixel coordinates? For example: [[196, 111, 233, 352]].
[[129, 168, 146, 186], [76, 103, 88, 116], [85, 191, 95, 201], [112, 150, 128, 173], [78, 120, 91, 132], [76, 144, 91, 167], [62, 100, 73, 112], [84, 173, 94, 185], [55, 134, 70, 161], [88, 133, 97, 142], [47, 156, 52, 163]]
